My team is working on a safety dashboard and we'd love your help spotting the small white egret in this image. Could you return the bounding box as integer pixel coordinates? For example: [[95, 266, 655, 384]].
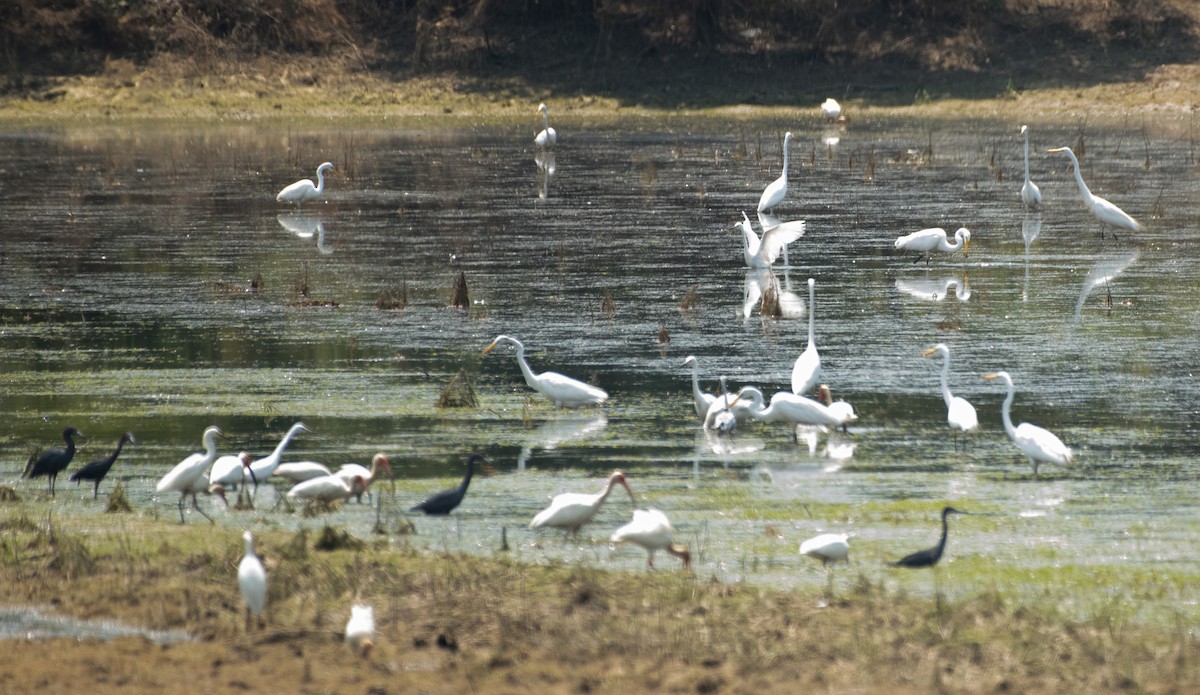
[[893, 227, 970, 264], [272, 461, 333, 483], [276, 162, 335, 206], [249, 422, 310, 483], [791, 278, 822, 396], [530, 470, 635, 538], [156, 425, 223, 524], [1046, 146, 1142, 237], [983, 371, 1073, 476], [611, 509, 691, 570], [237, 530, 267, 631], [1020, 126, 1042, 210], [820, 98, 842, 121], [482, 334, 608, 408], [336, 452, 393, 504], [345, 604, 376, 659], [736, 211, 806, 268], [534, 103, 557, 148], [923, 344, 979, 449], [757, 131, 793, 214]]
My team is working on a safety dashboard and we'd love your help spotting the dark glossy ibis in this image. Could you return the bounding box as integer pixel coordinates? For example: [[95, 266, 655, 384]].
[[410, 454, 484, 515], [23, 427, 85, 496], [69, 432, 134, 498]]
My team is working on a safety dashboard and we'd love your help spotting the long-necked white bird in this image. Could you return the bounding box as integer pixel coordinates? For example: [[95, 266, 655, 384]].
[[209, 451, 255, 490], [923, 344, 979, 449], [249, 422, 310, 484], [757, 131, 794, 214], [894, 227, 970, 264], [483, 334, 608, 408], [983, 371, 1073, 476], [791, 278, 822, 396], [610, 509, 691, 570], [286, 474, 365, 503], [276, 162, 335, 206], [335, 453, 393, 504], [345, 604, 376, 659], [702, 377, 738, 433], [530, 470, 635, 538], [1046, 146, 1142, 237], [682, 355, 718, 420], [820, 98, 842, 121], [736, 211, 806, 268], [733, 386, 850, 438], [272, 461, 333, 483], [1020, 125, 1042, 210], [535, 103, 557, 149], [156, 425, 223, 524], [238, 530, 267, 631], [817, 385, 857, 433]]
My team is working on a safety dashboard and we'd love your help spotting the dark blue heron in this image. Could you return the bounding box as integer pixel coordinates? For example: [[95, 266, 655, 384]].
[[69, 432, 135, 498]]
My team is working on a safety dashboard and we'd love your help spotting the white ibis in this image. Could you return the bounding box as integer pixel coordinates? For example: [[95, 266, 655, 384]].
[[23, 426, 85, 496], [286, 474, 364, 503], [610, 509, 690, 570], [983, 371, 1073, 476], [276, 162, 335, 206], [530, 470, 635, 538], [209, 452, 255, 489], [817, 385, 857, 433], [70, 431, 133, 498], [482, 335, 608, 408], [820, 98, 842, 121], [272, 461, 333, 483]]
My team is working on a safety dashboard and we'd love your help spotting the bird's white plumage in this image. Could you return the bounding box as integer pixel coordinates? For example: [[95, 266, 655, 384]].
[[683, 355, 718, 420], [345, 604, 376, 658], [1046, 146, 1142, 233], [800, 533, 850, 564], [611, 509, 690, 569], [737, 211, 805, 268], [276, 162, 334, 206], [820, 98, 842, 121], [483, 334, 607, 408], [209, 451, 253, 488], [734, 386, 848, 430], [249, 422, 309, 480], [286, 474, 362, 502], [791, 278, 821, 396], [984, 371, 1073, 475], [238, 531, 267, 617], [272, 461, 333, 483], [924, 344, 979, 434], [1020, 125, 1042, 210], [894, 227, 971, 260], [534, 103, 557, 148], [335, 453, 392, 502], [757, 131, 793, 213], [530, 471, 634, 534], [817, 385, 857, 428], [156, 426, 222, 496]]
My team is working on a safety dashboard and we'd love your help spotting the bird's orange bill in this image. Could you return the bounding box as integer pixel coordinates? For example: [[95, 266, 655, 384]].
[[921, 347, 938, 357], [481, 339, 501, 355], [962, 238, 969, 257]]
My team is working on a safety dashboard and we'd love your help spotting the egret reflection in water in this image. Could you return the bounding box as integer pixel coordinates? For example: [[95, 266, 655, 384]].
[[743, 267, 806, 319], [516, 414, 607, 471], [535, 150, 556, 200], [894, 274, 970, 302], [1073, 250, 1138, 325], [1022, 215, 1042, 301], [277, 212, 333, 254]]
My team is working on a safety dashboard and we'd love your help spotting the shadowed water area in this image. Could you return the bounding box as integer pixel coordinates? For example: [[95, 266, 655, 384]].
[[1, 115, 1198, 627]]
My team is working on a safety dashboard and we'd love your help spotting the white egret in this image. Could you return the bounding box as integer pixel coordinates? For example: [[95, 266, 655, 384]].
[[156, 426, 223, 524], [610, 509, 691, 570], [482, 334, 608, 408], [237, 530, 267, 631], [817, 385, 857, 433], [345, 604, 376, 659], [757, 131, 793, 214], [982, 371, 1073, 476], [820, 98, 842, 121], [530, 470, 635, 538], [682, 355, 718, 420], [286, 474, 365, 503], [893, 227, 970, 264], [1020, 125, 1042, 210], [923, 344, 979, 449], [272, 461, 333, 483], [736, 211, 805, 268], [534, 103, 557, 148], [276, 162, 335, 206], [733, 386, 848, 439], [791, 278, 822, 396], [209, 451, 255, 490], [1047, 146, 1142, 237], [336, 452, 393, 504], [249, 422, 310, 483]]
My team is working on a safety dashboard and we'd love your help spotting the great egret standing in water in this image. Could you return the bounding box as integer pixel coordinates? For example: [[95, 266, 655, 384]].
[[894, 227, 970, 264], [535, 103, 557, 148], [923, 344, 979, 449], [682, 355, 718, 420], [983, 371, 1073, 476], [156, 426, 223, 524], [820, 98, 842, 121], [276, 162, 335, 206], [1020, 125, 1042, 210], [482, 334, 608, 408], [757, 131, 793, 214], [791, 278, 822, 396], [1046, 146, 1142, 237]]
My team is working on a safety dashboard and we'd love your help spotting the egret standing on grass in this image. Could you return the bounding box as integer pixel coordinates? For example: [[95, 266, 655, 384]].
[[237, 531, 267, 631], [758, 131, 793, 214], [1046, 146, 1142, 238], [69, 431, 134, 499], [23, 426, 85, 497], [345, 604, 376, 658], [530, 470, 636, 538], [893, 227, 971, 264], [156, 426, 223, 524], [791, 278, 822, 396], [610, 508, 691, 570], [923, 344, 979, 450], [535, 103, 557, 149], [276, 162, 335, 207], [983, 371, 1073, 477], [1020, 125, 1042, 210], [410, 454, 482, 515], [482, 335, 608, 408]]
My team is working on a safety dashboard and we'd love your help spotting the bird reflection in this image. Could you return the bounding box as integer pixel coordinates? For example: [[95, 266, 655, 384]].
[[1073, 250, 1138, 324], [1022, 215, 1042, 302], [743, 267, 806, 319], [277, 213, 333, 254], [516, 414, 607, 471], [535, 150, 556, 200], [894, 275, 970, 302]]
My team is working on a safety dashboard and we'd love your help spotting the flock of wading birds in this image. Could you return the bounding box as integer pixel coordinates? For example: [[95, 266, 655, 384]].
[[16, 99, 1148, 645]]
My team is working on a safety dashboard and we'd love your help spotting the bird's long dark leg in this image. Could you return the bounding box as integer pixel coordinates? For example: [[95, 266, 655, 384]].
[[191, 492, 214, 524], [177, 495, 188, 524], [48, 474, 56, 497], [93, 481, 100, 499]]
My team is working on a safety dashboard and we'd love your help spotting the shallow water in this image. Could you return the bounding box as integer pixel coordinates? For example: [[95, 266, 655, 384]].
[[0, 605, 192, 644], [1, 115, 1199, 624]]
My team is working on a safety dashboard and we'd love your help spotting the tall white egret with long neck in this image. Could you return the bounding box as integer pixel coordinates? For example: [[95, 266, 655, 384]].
[[1046, 146, 1142, 236], [982, 371, 1072, 476]]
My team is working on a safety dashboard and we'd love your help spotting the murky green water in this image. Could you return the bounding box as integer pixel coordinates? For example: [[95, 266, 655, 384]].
[[2, 116, 1199, 623]]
